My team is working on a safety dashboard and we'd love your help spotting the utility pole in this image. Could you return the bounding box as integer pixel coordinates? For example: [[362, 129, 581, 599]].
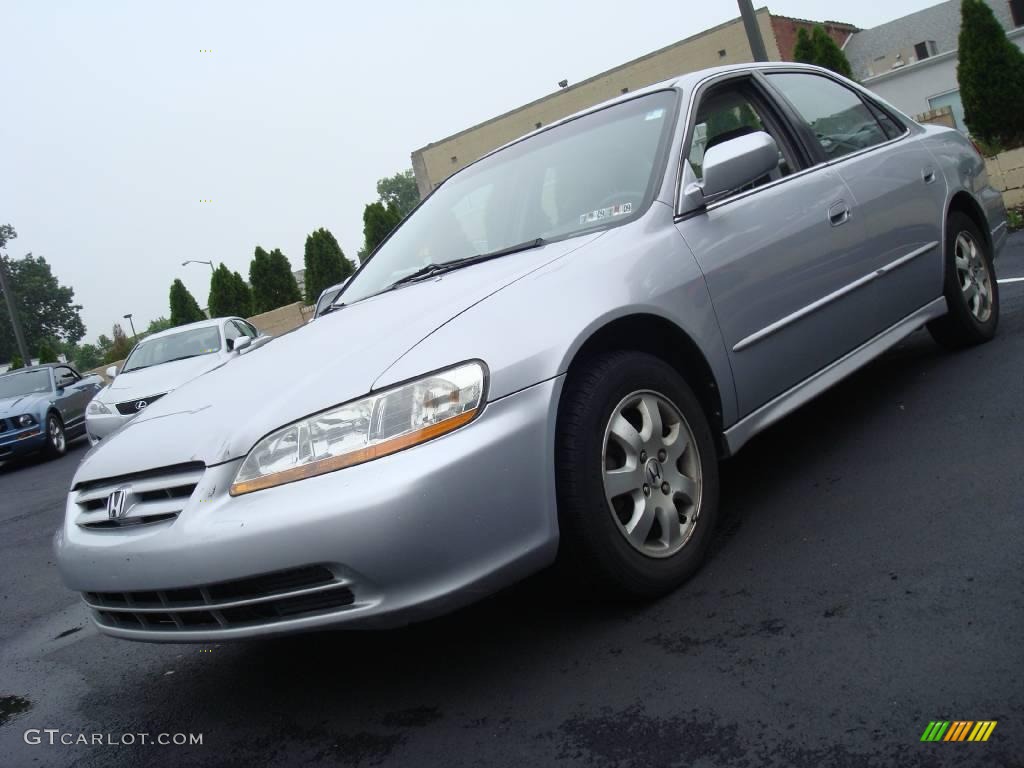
[[737, 0, 769, 62], [0, 254, 31, 365]]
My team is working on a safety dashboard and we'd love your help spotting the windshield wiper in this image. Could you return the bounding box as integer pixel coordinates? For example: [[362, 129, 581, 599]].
[[384, 238, 546, 293]]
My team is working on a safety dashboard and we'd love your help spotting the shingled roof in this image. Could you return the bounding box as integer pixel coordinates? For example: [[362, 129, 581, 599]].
[[844, 0, 1017, 80]]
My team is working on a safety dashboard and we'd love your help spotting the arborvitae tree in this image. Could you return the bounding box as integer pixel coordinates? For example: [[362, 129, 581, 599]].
[[958, 0, 1024, 149], [811, 26, 853, 78], [250, 246, 301, 313], [37, 339, 57, 363], [9, 354, 24, 369], [209, 263, 252, 318], [303, 228, 353, 303], [793, 28, 816, 66], [361, 202, 403, 262], [249, 247, 274, 314], [267, 248, 303, 305], [169, 278, 205, 326]]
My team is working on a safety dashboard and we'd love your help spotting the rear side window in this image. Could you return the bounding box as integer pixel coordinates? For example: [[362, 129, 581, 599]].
[[766, 73, 893, 160]]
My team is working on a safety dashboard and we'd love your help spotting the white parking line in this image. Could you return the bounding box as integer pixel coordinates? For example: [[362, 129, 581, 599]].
[[998, 277, 1024, 284]]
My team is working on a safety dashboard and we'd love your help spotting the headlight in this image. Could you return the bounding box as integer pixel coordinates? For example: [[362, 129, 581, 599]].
[[86, 399, 112, 416], [16, 414, 37, 427], [230, 361, 486, 495]]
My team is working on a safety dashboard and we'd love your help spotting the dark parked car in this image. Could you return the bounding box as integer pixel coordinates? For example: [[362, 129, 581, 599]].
[[0, 363, 103, 460]]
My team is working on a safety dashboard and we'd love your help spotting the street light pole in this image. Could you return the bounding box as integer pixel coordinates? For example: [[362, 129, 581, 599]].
[[182, 260, 215, 273], [0, 256, 31, 365], [123, 313, 137, 340], [737, 0, 769, 62]]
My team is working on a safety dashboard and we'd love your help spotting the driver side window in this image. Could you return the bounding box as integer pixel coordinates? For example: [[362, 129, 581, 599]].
[[688, 82, 794, 186]]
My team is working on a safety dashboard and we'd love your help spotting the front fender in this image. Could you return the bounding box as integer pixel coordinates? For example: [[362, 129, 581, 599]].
[[373, 206, 737, 427]]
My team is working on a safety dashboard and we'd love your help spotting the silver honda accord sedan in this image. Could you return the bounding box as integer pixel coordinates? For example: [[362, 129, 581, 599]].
[[56, 63, 1006, 641]]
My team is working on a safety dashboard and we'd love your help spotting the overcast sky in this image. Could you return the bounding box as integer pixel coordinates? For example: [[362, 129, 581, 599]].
[[2, 0, 944, 343]]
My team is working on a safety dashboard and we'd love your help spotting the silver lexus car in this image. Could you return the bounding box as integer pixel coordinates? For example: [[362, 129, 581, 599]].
[[85, 317, 269, 444], [57, 63, 1006, 642]]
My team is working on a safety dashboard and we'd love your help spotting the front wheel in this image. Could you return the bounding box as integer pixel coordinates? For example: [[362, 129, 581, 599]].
[[927, 211, 999, 349], [43, 414, 67, 458], [556, 351, 720, 599]]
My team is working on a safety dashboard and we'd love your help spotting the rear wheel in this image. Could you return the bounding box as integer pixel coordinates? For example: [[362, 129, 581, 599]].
[[927, 211, 999, 349], [43, 414, 67, 458], [556, 351, 719, 599]]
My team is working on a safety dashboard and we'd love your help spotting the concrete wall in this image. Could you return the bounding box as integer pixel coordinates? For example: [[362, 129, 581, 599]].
[[247, 301, 314, 338], [914, 105, 957, 130], [411, 9, 783, 197], [986, 147, 1024, 210]]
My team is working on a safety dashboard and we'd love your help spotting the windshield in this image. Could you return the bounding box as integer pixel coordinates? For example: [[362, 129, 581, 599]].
[[121, 326, 223, 373], [0, 369, 51, 398], [342, 91, 677, 303]]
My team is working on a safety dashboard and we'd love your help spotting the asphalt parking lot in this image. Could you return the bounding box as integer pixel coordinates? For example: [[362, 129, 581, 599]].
[[1, 233, 1022, 768]]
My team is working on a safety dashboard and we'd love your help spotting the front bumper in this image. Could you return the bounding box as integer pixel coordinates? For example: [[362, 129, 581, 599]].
[[0, 424, 47, 459], [85, 409, 133, 445], [56, 377, 563, 641]]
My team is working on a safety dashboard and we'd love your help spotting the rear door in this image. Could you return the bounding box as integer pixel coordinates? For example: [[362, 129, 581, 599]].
[[674, 73, 878, 416], [763, 71, 946, 327]]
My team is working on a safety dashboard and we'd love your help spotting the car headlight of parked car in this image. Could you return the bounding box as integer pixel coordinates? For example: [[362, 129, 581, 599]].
[[230, 361, 487, 495], [86, 400, 112, 416], [15, 414, 37, 427]]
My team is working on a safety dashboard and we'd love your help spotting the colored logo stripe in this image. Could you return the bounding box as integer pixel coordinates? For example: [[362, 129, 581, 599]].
[[920, 720, 996, 742]]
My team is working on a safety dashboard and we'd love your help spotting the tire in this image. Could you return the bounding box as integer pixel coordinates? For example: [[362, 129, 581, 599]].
[[43, 413, 67, 458], [556, 351, 720, 599], [927, 211, 999, 349]]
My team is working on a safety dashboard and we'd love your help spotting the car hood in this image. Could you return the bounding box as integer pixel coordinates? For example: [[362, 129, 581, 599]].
[[74, 236, 599, 484], [103, 354, 228, 403], [0, 392, 48, 416]]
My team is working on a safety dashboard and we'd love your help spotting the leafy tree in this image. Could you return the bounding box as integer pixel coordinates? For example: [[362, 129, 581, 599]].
[[249, 246, 301, 313], [958, 0, 1024, 149], [811, 26, 853, 79], [0, 250, 85, 363], [208, 264, 252, 318], [376, 169, 420, 218], [37, 339, 58, 363], [8, 354, 24, 370], [792, 25, 852, 79], [303, 228, 353, 303], [145, 316, 174, 335], [361, 202, 403, 262], [105, 323, 133, 364], [169, 279, 205, 326], [73, 343, 102, 371]]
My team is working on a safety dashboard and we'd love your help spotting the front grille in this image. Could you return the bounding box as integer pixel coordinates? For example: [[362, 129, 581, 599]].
[[115, 392, 166, 416], [73, 462, 204, 529], [84, 565, 356, 632], [0, 418, 7, 433]]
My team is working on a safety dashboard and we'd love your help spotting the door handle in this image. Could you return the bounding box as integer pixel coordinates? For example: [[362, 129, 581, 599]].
[[828, 201, 851, 227], [922, 167, 936, 184]]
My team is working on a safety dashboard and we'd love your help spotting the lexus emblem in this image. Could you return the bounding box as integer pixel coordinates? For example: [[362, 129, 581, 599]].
[[106, 487, 131, 520], [135, 400, 148, 412]]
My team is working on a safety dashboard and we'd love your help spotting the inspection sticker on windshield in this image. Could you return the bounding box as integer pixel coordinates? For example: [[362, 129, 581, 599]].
[[645, 108, 665, 121], [580, 202, 632, 225]]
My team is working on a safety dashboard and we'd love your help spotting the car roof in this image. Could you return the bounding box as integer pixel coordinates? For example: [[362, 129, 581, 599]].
[[479, 62, 834, 161], [142, 317, 230, 342], [0, 363, 61, 376]]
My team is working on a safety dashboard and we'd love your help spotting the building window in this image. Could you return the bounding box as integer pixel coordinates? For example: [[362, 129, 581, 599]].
[[1011, 0, 1024, 26], [450, 155, 457, 164], [535, 122, 542, 129], [914, 40, 938, 60], [621, 87, 629, 94], [718, 49, 727, 58]]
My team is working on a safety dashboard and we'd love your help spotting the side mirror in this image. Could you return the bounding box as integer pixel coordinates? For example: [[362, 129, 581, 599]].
[[105, 365, 118, 379], [686, 131, 780, 208], [232, 336, 252, 353]]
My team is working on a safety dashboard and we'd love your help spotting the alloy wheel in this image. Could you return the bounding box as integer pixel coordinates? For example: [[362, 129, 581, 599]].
[[601, 390, 702, 558], [954, 231, 993, 323], [49, 417, 65, 453]]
